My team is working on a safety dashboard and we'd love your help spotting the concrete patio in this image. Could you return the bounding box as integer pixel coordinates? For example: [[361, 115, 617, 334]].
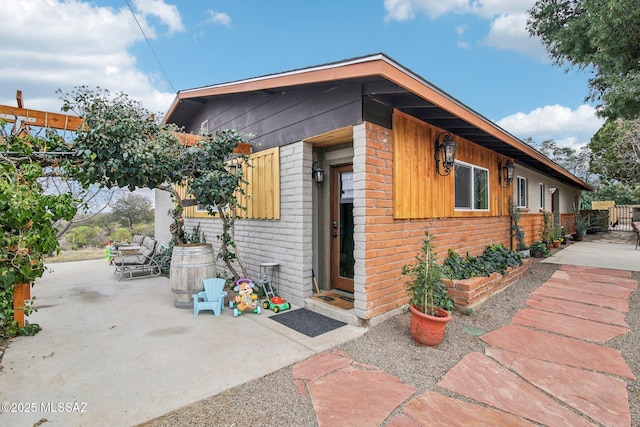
[[0, 260, 365, 426]]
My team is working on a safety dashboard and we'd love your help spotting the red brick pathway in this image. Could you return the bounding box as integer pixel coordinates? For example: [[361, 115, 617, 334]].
[[292, 265, 636, 426]]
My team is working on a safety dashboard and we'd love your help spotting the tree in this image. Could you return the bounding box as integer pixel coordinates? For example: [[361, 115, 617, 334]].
[[111, 193, 153, 231], [527, 0, 640, 120], [61, 87, 252, 279], [525, 137, 594, 184], [589, 118, 640, 184], [591, 182, 640, 205]]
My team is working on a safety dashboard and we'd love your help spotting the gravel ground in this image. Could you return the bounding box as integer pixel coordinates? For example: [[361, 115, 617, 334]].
[[140, 233, 639, 427]]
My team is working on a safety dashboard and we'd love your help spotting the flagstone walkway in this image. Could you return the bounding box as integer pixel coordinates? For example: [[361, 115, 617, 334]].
[[292, 265, 637, 426]]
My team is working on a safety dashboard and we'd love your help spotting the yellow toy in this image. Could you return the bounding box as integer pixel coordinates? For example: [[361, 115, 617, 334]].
[[229, 279, 261, 316]]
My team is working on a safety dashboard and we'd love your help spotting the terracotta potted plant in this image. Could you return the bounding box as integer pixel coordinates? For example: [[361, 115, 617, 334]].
[[549, 226, 563, 248], [402, 230, 454, 346]]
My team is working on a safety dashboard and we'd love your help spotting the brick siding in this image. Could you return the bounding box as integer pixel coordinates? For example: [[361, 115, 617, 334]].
[[359, 122, 515, 320]]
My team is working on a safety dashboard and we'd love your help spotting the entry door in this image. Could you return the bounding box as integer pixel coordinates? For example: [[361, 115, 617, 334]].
[[330, 165, 355, 292]]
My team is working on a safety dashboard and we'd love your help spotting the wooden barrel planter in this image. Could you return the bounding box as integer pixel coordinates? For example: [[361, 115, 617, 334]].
[[169, 243, 216, 309]]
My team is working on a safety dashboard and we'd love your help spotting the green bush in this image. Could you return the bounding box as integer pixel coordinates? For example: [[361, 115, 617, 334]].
[[442, 244, 522, 280], [67, 225, 101, 248], [110, 227, 132, 244]]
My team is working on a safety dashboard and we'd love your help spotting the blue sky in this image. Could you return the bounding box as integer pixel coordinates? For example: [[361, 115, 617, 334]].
[[1, 0, 603, 150]]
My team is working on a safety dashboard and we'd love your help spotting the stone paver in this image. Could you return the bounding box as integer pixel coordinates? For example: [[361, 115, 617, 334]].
[[545, 278, 634, 300], [533, 285, 629, 312], [487, 348, 631, 427], [291, 254, 638, 426], [553, 268, 638, 288], [398, 391, 536, 427], [525, 295, 629, 327], [512, 307, 628, 342], [292, 349, 352, 381], [481, 324, 635, 379], [560, 265, 633, 279], [438, 352, 593, 427], [294, 350, 416, 427]]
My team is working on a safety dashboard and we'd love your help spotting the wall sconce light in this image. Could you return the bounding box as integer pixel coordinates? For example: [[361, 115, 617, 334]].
[[498, 159, 515, 187], [311, 161, 324, 183], [549, 187, 557, 194], [434, 132, 458, 176]]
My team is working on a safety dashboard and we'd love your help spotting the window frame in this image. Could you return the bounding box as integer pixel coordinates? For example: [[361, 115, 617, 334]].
[[516, 176, 528, 208], [453, 160, 490, 212], [539, 183, 545, 210]]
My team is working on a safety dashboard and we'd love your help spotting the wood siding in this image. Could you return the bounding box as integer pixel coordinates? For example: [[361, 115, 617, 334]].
[[182, 85, 362, 151], [184, 147, 280, 220], [392, 110, 510, 219], [239, 147, 280, 219]]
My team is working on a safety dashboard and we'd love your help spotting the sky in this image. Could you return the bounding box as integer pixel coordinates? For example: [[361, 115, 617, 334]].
[[0, 0, 604, 151]]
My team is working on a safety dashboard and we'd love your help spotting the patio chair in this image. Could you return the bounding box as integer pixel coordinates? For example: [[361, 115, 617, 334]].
[[632, 222, 640, 250], [112, 237, 161, 281], [193, 278, 228, 317]]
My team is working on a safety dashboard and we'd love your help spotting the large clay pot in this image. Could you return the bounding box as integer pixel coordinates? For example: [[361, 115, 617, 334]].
[[409, 305, 451, 346], [169, 243, 216, 309]]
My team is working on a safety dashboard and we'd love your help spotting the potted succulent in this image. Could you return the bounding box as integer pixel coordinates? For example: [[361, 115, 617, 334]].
[[402, 229, 454, 346], [573, 215, 590, 241]]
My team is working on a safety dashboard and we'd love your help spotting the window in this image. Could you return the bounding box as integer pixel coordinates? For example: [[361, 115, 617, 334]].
[[517, 177, 527, 207], [539, 183, 545, 209], [454, 162, 489, 210]]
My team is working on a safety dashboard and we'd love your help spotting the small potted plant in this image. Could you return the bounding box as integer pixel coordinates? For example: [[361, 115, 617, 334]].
[[402, 229, 454, 346], [529, 240, 551, 258], [550, 226, 563, 248]]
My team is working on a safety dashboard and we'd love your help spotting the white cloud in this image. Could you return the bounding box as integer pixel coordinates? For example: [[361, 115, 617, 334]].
[[497, 104, 605, 149], [133, 0, 185, 33], [0, 0, 177, 115], [383, 1, 545, 59], [205, 10, 232, 27], [482, 13, 548, 59], [384, 0, 533, 21], [384, 0, 469, 20]]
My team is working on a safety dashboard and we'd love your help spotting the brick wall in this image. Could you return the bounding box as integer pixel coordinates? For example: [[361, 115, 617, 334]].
[[358, 122, 513, 320], [444, 258, 532, 310]]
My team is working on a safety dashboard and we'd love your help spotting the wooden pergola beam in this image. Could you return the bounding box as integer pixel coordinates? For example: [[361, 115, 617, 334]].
[[0, 104, 83, 132]]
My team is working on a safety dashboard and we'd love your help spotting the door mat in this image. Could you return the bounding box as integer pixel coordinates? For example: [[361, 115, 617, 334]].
[[310, 291, 354, 310], [269, 308, 346, 338]]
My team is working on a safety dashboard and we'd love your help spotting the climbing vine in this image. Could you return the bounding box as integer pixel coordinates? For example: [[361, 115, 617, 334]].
[[0, 124, 77, 336]]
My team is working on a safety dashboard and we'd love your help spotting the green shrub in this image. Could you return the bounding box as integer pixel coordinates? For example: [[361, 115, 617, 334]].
[[110, 227, 132, 244], [442, 244, 522, 280]]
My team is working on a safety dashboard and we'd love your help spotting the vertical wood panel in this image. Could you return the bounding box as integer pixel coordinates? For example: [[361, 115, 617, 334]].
[[393, 110, 510, 219], [182, 146, 281, 220]]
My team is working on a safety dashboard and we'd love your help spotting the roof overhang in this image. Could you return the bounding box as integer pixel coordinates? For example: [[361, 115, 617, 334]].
[[165, 53, 593, 191]]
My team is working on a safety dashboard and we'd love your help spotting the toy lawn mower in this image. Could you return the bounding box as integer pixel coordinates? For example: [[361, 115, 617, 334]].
[[263, 296, 291, 313]]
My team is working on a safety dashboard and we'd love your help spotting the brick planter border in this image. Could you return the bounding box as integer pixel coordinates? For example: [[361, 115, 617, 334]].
[[443, 258, 533, 311]]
